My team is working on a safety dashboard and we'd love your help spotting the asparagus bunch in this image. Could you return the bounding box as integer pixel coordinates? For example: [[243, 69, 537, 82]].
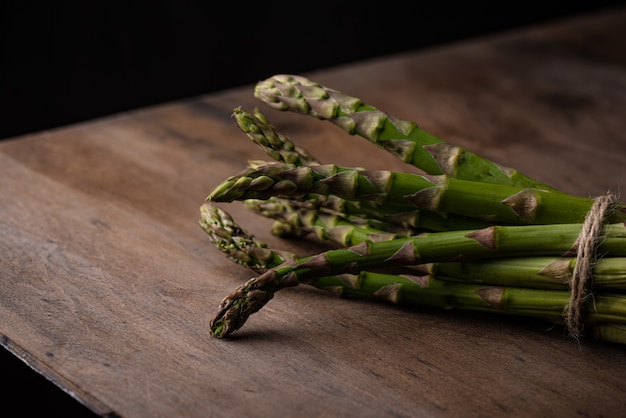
[[201, 75, 626, 345], [199, 203, 626, 344]]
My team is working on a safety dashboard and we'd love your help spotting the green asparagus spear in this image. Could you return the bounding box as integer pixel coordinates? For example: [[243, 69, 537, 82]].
[[243, 184, 493, 235], [207, 162, 625, 225], [242, 197, 407, 246], [594, 323, 626, 344], [199, 203, 297, 272], [212, 265, 626, 341], [311, 271, 626, 327], [418, 257, 626, 291], [253, 74, 557, 190], [234, 106, 321, 166]]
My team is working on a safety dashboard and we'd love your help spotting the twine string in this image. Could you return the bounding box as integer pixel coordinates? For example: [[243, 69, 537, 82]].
[[566, 193, 618, 338]]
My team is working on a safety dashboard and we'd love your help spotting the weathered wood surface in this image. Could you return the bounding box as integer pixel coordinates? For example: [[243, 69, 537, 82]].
[[2, 8, 626, 417]]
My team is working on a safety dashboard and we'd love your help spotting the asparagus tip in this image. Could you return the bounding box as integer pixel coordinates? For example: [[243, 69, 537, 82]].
[[209, 278, 276, 338]]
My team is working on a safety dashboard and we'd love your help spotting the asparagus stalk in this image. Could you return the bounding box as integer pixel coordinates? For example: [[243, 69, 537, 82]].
[[418, 257, 626, 291], [253, 74, 558, 190], [207, 162, 625, 225], [310, 271, 626, 327], [244, 184, 493, 234], [199, 203, 297, 272], [234, 106, 320, 166], [595, 323, 626, 343], [213, 263, 626, 342], [242, 197, 409, 246]]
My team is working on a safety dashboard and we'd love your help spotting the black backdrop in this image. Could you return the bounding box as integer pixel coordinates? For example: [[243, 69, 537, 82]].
[[1, 2, 625, 416], [2, 2, 625, 140]]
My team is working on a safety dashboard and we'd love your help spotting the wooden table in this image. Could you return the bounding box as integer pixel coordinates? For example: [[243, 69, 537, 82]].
[[2, 8, 626, 417]]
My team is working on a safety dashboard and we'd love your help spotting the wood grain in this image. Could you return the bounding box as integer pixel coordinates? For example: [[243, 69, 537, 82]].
[[1, 7, 626, 418]]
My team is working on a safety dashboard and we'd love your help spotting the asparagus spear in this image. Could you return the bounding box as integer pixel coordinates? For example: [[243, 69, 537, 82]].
[[311, 271, 626, 327], [253, 74, 558, 190], [243, 179, 494, 234], [418, 257, 626, 291], [212, 262, 626, 342], [199, 203, 297, 272], [207, 162, 625, 225], [595, 323, 626, 344], [234, 106, 320, 166], [242, 197, 409, 246]]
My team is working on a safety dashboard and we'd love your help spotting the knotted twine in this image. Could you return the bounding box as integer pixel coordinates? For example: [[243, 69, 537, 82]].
[[566, 192, 619, 338]]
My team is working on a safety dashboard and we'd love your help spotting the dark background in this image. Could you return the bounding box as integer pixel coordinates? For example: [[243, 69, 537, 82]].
[[2, 2, 626, 141], [1, 1, 625, 416]]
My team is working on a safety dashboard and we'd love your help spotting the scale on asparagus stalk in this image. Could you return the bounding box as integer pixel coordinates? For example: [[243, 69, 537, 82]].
[[200, 74, 626, 345]]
